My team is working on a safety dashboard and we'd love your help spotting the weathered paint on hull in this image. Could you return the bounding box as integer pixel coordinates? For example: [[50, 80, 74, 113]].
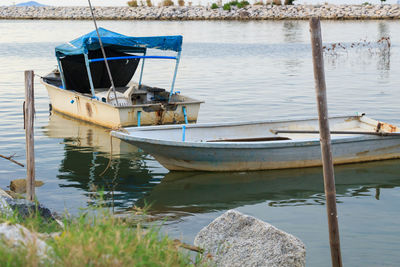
[[41, 81, 202, 128], [112, 115, 400, 171], [131, 137, 400, 171]]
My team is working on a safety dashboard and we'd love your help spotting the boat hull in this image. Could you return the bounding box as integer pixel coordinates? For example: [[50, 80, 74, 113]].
[[112, 115, 400, 171], [119, 136, 400, 171], [41, 80, 202, 128]]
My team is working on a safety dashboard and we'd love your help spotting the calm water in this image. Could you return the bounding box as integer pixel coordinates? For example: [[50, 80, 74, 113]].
[[0, 20, 400, 266]]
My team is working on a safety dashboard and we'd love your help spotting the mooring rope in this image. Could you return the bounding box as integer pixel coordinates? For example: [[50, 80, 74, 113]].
[[99, 134, 113, 177]]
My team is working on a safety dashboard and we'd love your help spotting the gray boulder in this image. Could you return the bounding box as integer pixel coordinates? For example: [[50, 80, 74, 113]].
[[0, 223, 50, 258], [0, 188, 63, 227], [5, 198, 54, 221], [194, 210, 306, 267]]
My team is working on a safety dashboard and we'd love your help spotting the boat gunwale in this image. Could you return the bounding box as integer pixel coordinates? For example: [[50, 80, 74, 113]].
[[111, 115, 400, 149], [121, 113, 364, 131], [41, 78, 204, 109], [121, 112, 368, 132]]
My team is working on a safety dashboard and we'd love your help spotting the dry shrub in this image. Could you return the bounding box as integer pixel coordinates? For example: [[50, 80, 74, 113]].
[[127, 0, 138, 7], [272, 0, 281, 5], [146, 0, 153, 6], [162, 0, 174, 6], [178, 0, 185, 6]]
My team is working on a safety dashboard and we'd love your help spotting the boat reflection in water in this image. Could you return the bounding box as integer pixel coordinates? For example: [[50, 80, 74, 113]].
[[43, 112, 163, 210], [44, 111, 139, 155], [136, 159, 400, 218]]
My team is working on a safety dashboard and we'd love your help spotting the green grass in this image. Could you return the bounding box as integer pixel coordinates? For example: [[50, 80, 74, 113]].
[[0, 205, 61, 234], [0, 204, 206, 267]]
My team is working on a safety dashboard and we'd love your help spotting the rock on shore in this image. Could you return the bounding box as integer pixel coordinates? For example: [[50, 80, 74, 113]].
[[194, 210, 306, 267], [0, 223, 50, 258], [0, 4, 400, 20]]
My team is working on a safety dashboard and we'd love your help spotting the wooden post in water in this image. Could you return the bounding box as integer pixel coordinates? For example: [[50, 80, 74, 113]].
[[309, 17, 343, 267], [24, 70, 35, 202]]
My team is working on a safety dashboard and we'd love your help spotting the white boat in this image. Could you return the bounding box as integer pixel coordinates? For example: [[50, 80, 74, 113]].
[[41, 28, 203, 128], [111, 114, 400, 171]]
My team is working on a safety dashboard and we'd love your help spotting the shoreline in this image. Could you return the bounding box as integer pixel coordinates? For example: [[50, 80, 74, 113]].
[[1, 4, 400, 20]]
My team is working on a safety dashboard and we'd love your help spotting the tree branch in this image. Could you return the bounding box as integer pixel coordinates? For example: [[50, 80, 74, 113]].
[[0, 154, 24, 167]]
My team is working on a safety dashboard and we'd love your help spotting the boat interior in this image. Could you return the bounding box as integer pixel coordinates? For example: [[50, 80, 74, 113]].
[[43, 70, 192, 107], [123, 115, 399, 143]]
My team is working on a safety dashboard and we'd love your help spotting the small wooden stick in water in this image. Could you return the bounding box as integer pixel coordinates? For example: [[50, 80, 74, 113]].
[[0, 154, 24, 167], [173, 239, 204, 253]]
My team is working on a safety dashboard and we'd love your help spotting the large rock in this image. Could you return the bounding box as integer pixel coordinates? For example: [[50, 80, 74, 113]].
[[194, 210, 305, 267], [0, 188, 61, 225], [0, 189, 13, 216], [4, 198, 54, 221], [0, 222, 50, 258]]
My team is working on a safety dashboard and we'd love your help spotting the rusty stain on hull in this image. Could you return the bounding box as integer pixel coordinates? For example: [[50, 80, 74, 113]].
[[86, 103, 92, 117], [377, 121, 399, 133]]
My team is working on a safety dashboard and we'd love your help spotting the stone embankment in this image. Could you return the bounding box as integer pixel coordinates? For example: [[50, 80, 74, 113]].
[[1, 4, 400, 20]]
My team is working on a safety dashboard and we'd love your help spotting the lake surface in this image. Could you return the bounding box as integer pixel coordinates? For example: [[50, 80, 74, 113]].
[[0, 19, 399, 266]]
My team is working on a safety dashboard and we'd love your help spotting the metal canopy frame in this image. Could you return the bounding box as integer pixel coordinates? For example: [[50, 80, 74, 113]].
[[80, 51, 182, 101], [57, 49, 182, 102]]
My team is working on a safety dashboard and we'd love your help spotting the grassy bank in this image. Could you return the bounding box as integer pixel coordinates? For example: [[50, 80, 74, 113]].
[[0, 205, 205, 267]]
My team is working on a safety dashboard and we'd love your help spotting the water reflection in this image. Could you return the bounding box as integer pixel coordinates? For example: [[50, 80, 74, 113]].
[[324, 41, 391, 80], [282, 21, 303, 74], [137, 160, 400, 217], [377, 22, 389, 38], [282, 21, 302, 43], [57, 145, 155, 209], [43, 112, 161, 210], [43, 112, 138, 155]]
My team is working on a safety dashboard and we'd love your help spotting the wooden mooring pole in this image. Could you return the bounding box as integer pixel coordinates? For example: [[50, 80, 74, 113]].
[[309, 17, 343, 267], [24, 70, 35, 202]]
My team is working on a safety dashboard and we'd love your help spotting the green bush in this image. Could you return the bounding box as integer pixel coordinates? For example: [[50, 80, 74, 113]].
[[223, 0, 249, 8], [211, 3, 219, 9], [237, 0, 250, 8], [228, 0, 239, 5], [223, 3, 231, 10]]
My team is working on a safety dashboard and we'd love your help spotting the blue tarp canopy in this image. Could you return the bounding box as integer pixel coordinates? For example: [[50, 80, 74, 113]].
[[55, 28, 183, 58]]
